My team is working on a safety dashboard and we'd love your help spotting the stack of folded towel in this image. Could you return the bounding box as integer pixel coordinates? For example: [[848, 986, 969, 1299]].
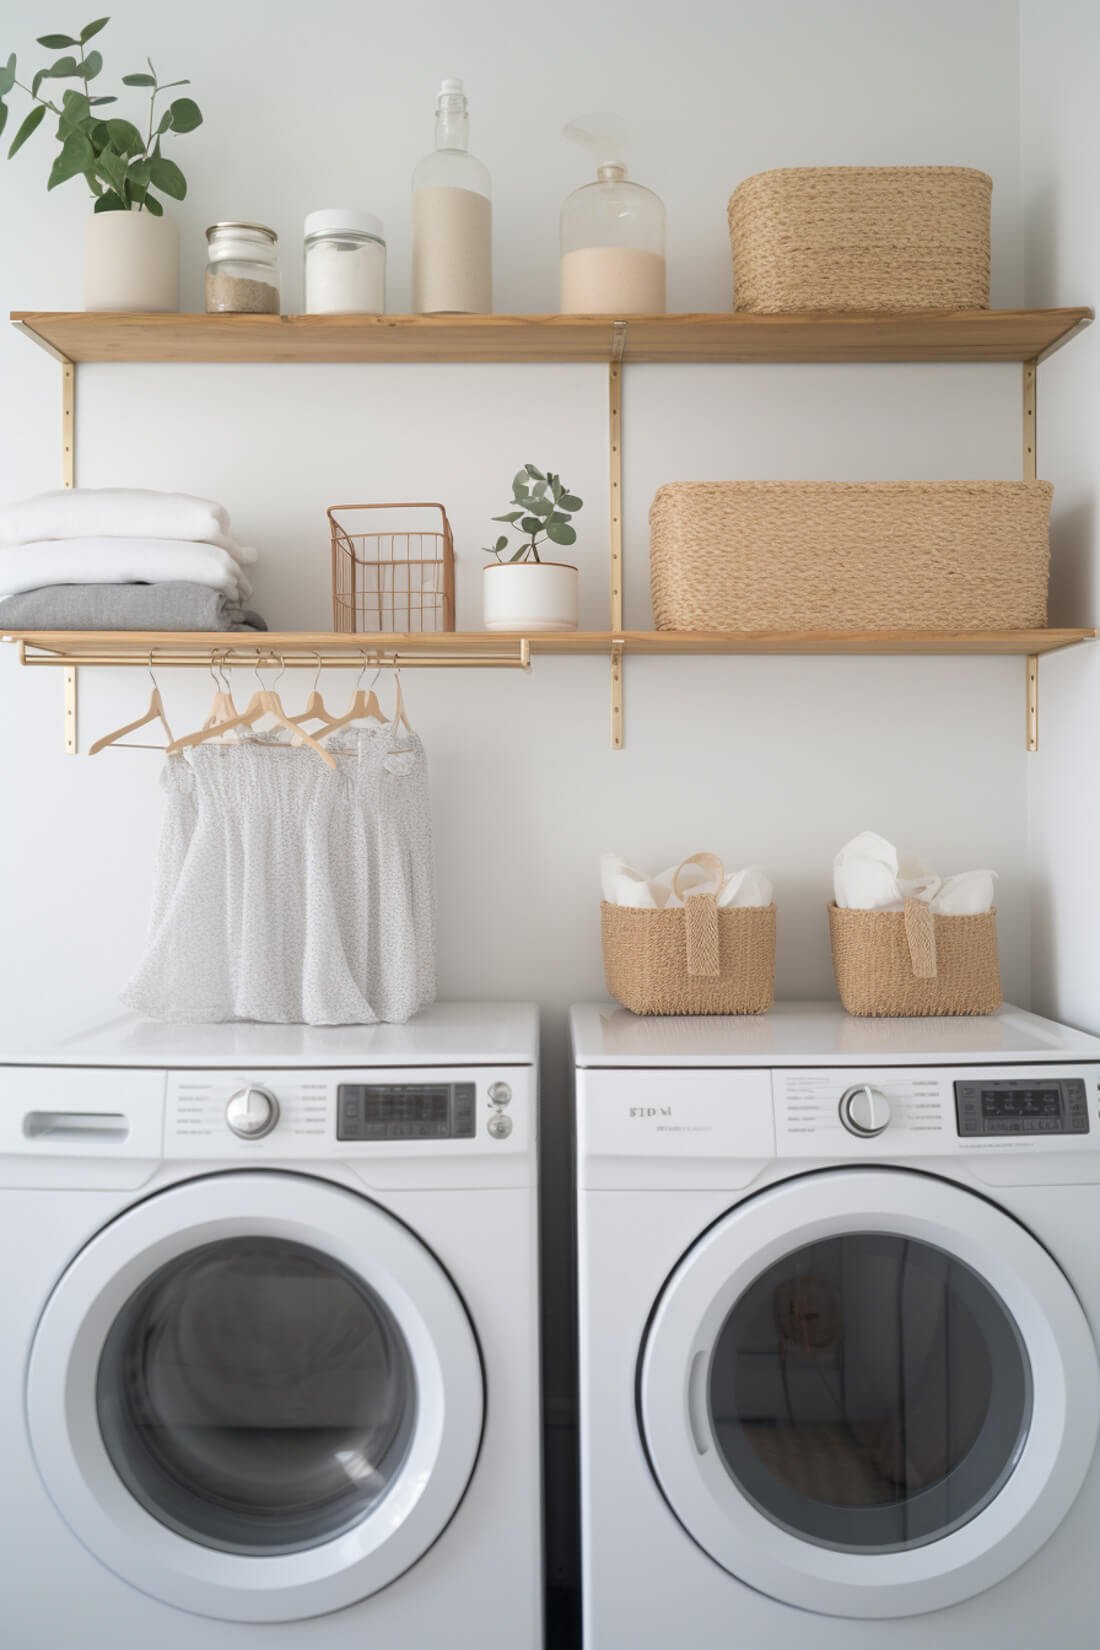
[[0, 489, 268, 631]]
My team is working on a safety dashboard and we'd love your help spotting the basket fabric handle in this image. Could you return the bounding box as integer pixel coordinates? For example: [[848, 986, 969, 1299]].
[[673, 854, 725, 979], [903, 896, 938, 979]]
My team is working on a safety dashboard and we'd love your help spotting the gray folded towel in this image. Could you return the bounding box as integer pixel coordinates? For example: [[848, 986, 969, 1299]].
[[0, 581, 268, 632]]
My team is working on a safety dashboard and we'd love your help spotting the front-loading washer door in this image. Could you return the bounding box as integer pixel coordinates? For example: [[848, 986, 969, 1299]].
[[27, 1172, 484, 1623], [639, 1168, 1100, 1619]]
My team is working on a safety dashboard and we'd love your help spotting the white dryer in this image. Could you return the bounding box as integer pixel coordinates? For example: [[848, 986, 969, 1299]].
[[573, 1001, 1100, 1648], [0, 1004, 542, 1650]]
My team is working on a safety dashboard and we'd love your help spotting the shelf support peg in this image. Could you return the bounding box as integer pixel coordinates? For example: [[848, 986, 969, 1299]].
[[1026, 655, 1038, 753]]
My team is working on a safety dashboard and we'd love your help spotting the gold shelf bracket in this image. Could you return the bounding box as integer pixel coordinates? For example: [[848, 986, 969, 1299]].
[[1023, 357, 1037, 482], [1026, 654, 1039, 752], [63, 664, 78, 754]]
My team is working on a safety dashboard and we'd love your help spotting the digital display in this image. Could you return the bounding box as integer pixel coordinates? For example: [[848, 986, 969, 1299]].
[[337, 1083, 476, 1141], [981, 1089, 1061, 1119]]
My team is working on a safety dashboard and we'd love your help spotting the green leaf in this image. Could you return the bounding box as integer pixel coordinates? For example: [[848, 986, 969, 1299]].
[[88, 94, 115, 105], [78, 49, 102, 79], [121, 72, 155, 86], [58, 90, 92, 137], [141, 189, 163, 215], [8, 102, 45, 157], [494, 536, 509, 552], [0, 53, 16, 96], [527, 495, 553, 518], [508, 546, 531, 563], [47, 130, 94, 188], [525, 463, 545, 480], [93, 189, 126, 211], [520, 516, 542, 535], [558, 493, 583, 511], [79, 17, 110, 44], [511, 469, 530, 497], [93, 144, 126, 193], [550, 475, 563, 501], [546, 521, 577, 546], [530, 480, 548, 498], [150, 153, 185, 198], [492, 511, 524, 523], [105, 116, 144, 155], [31, 70, 47, 97], [36, 33, 77, 48], [0, 104, 7, 141], [166, 95, 201, 132], [46, 54, 81, 79]]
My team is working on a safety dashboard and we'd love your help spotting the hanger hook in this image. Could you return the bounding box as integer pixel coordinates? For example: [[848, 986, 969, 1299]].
[[310, 650, 324, 694], [147, 650, 161, 693]]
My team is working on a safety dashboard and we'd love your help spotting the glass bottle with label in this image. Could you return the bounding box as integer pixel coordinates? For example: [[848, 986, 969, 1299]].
[[411, 79, 492, 314]]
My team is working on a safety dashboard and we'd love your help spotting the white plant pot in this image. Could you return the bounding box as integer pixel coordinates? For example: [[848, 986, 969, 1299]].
[[84, 210, 180, 312], [483, 561, 579, 632]]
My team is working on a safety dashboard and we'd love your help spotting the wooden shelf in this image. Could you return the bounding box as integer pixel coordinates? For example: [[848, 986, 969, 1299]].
[[5, 628, 1094, 664], [11, 308, 1093, 366]]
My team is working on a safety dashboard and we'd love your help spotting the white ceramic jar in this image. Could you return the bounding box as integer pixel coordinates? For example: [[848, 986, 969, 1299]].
[[304, 209, 386, 314], [84, 210, 180, 312], [483, 561, 579, 632]]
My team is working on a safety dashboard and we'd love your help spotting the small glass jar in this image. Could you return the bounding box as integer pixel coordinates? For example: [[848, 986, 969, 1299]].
[[304, 209, 386, 314], [560, 164, 666, 314], [204, 223, 281, 315]]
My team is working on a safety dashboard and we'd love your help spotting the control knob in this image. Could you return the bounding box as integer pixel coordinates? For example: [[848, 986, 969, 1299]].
[[839, 1084, 892, 1138], [226, 1086, 280, 1139]]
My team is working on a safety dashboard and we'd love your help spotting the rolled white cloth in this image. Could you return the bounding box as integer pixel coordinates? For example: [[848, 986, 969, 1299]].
[[833, 831, 995, 914], [601, 853, 773, 909], [0, 489, 258, 565], [0, 538, 251, 602]]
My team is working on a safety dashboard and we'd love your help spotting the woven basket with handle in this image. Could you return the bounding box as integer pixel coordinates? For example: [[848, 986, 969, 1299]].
[[828, 898, 1002, 1018], [649, 480, 1051, 633], [728, 166, 991, 313], [601, 854, 776, 1017]]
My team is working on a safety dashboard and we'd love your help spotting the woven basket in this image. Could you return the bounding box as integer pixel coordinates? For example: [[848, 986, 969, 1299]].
[[828, 899, 1002, 1017], [728, 166, 992, 313], [650, 480, 1051, 632], [602, 855, 776, 1016]]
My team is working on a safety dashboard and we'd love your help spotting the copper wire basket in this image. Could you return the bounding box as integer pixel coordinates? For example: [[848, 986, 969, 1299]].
[[329, 502, 456, 633]]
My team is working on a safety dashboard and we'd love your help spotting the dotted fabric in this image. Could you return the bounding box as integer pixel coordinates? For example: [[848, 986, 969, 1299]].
[[123, 726, 436, 1025]]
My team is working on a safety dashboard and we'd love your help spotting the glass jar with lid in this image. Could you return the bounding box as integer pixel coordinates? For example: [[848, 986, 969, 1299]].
[[204, 223, 281, 315], [304, 209, 386, 314], [560, 161, 666, 314]]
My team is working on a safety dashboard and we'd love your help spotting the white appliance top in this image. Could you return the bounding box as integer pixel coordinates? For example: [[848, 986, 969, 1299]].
[[571, 1001, 1100, 1068], [0, 1002, 539, 1069]]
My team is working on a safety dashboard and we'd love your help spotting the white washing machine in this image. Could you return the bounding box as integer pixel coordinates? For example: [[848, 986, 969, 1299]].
[[573, 1001, 1100, 1648], [0, 1003, 542, 1650]]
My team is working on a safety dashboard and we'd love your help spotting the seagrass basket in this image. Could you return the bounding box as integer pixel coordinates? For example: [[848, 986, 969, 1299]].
[[728, 166, 992, 312], [601, 857, 775, 1017], [649, 480, 1052, 632], [828, 899, 1002, 1018]]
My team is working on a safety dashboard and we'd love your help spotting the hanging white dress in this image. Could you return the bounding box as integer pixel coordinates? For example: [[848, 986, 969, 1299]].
[[122, 723, 436, 1025]]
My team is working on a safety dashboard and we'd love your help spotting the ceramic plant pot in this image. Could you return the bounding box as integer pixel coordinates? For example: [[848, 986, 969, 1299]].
[[483, 560, 579, 632], [84, 209, 180, 312]]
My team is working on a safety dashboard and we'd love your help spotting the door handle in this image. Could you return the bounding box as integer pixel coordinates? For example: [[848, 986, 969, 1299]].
[[23, 1112, 129, 1143], [687, 1349, 712, 1455]]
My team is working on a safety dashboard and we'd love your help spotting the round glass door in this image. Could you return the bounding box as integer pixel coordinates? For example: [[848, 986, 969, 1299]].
[[639, 1170, 1100, 1618], [708, 1232, 1031, 1553], [97, 1237, 416, 1555]]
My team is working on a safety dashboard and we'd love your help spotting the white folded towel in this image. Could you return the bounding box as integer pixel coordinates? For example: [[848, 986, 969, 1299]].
[[601, 853, 773, 909], [0, 489, 258, 566], [833, 831, 995, 914], [0, 538, 251, 603]]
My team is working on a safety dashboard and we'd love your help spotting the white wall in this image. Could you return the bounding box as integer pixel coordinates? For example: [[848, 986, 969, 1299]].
[[1020, 0, 1100, 1034], [0, 0, 1030, 1589]]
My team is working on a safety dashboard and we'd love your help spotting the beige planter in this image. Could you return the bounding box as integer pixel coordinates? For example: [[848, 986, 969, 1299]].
[[84, 210, 180, 312], [483, 561, 579, 632]]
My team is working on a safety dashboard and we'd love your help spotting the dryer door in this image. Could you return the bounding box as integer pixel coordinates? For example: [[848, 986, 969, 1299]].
[[27, 1172, 484, 1623], [639, 1168, 1099, 1619]]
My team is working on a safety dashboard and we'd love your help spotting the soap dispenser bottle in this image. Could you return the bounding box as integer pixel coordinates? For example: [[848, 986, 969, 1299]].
[[412, 78, 492, 314], [560, 113, 666, 314]]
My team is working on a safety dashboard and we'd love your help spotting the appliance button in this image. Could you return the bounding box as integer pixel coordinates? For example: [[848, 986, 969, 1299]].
[[225, 1086, 279, 1139], [839, 1085, 892, 1137], [488, 1082, 512, 1107], [487, 1114, 513, 1140]]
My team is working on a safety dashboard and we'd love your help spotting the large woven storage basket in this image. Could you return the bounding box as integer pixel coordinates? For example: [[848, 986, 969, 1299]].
[[602, 856, 775, 1016], [650, 480, 1052, 632], [828, 899, 1002, 1018], [728, 166, 992, 312]]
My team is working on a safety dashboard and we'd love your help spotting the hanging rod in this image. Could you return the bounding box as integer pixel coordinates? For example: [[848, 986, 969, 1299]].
[[14, 638, 532, 671]]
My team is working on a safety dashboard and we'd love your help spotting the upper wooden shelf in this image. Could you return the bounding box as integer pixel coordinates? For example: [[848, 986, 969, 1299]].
[[5, 628, 1094, 663], [10, 308, 1093, 366]]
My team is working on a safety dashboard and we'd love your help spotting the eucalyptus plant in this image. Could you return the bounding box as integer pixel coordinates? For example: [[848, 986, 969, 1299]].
[[485, 464, 584, 563], [0, 16, 202, 214]]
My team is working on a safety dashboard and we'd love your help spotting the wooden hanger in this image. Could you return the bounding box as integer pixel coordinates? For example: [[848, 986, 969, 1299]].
[[316, 652, 388, 736], [288, 652, 340, 731], [203, 649, 239, 730], [166, 658, 337, 770], [89, 656, 175, 755]]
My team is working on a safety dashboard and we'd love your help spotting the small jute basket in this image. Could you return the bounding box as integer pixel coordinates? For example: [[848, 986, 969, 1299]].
[[601, 855, 776, 1017], [649, 480, 1052, 633], [728, 166, 992, 313], [828, 898, 1002, 1018]]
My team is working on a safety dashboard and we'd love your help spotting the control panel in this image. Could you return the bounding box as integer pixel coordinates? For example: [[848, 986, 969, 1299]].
[[337, 1082, 476, 1141], [955, 1077, 1089, 1137]]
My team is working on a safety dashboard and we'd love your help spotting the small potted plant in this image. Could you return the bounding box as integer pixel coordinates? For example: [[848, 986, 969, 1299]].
[[0, 16, 203, 311], [483, 464, 583, 631]]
